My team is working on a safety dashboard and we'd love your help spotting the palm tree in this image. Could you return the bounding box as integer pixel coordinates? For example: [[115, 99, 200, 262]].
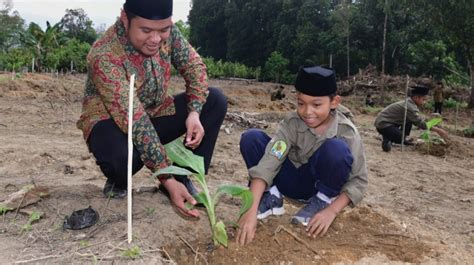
[[20, 21, 65, 71]]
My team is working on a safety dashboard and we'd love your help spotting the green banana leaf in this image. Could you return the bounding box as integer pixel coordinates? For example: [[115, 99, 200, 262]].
[[213, 185, 253, 218], [164, 139, 205, 179], [151, 165, 194, 179], [194, 191, 211, 210], [426, 118, 442, 130], [214, 221, 228, 247]]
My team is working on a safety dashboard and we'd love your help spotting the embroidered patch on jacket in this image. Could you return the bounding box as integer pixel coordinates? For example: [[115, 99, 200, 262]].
[[270, 140, 287, 160]]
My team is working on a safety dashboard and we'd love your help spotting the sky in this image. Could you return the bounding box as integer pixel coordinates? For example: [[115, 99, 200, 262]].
[[9, 0, 192, 29]]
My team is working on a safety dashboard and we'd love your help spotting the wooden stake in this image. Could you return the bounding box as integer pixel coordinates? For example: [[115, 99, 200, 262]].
[[401, 75, 410, 152], [127, 74, 135, 244], [455, 102, 459, 132]]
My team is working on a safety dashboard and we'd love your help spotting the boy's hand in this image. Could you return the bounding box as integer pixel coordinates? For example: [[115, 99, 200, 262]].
[[236, 210, 258, 245], [306, 207, 337, 238], [433, 127, 448, 138]]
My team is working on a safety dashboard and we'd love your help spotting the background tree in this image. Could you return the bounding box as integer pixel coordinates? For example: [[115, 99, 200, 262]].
[[189, 0, 228, 59], [174, 20, 190, 40], [59, 8, 97, 44], [20, 21, 65, 71], [0, 0, 25, 53], [263, 51, 289, 83], [420, 0, 474, 108]]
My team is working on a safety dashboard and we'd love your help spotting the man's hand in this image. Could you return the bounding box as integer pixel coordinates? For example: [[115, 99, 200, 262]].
[[185, 111, 204, 149], [236, 209, 258, 245], [162, 178, 200, 218], [306, 207, 337, 238]]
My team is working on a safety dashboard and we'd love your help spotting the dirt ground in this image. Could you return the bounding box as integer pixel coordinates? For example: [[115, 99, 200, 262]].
[[0, 73, 473, 264]]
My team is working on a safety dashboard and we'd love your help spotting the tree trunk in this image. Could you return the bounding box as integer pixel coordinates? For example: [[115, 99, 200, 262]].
[[344, 0, 350, 77], [469, 61, 474, 108], [346, 32, 350, 77], [380, 5, 388, 105]]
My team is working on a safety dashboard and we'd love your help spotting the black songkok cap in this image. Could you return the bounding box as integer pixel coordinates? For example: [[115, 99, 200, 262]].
[[295, 66, 337, 96], [410, 85, 429, 96], [124, 0, 173, 20]]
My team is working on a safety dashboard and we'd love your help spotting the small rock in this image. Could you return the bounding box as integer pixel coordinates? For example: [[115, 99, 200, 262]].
[[74, 233, 87, 240]]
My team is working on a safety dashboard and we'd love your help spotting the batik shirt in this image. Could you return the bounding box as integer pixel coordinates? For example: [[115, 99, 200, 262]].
[[77, 20, 208, 172], [249, 110, 368, 206]]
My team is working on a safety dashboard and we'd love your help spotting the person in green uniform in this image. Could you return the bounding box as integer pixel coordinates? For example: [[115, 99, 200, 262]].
[[236, 66, 368, 245], [374, 85, 447, 152]]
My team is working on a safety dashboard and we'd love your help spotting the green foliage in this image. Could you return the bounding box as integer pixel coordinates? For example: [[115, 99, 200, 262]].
[[46, 39, 91, 72], [188, 0, 474, 101], [0, 5, 95, 73], [0, 204, 13, 215], [426, 98, 468, 110], [462, 127, 474, 138], [263, 51, 290, 83], [424, 100, 434, 111], [0, 47, 34, 71], [79, 240, 90, 248], [120, 246, 142, 259], [22, 211, 42, 232], [203, 57, 258, 79], [59, 8, 97, 44], [420, 118, 443, 144], [188, 0, 228, 59], [145, 207, 155, 216], [443, 98, 467, 109], [152, 139, 253, 247], [174, 20, 190, 40], [407, 40, 450, 80]]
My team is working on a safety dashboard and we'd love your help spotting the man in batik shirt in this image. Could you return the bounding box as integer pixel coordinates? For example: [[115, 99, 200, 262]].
[[77, 0, 227, 217]]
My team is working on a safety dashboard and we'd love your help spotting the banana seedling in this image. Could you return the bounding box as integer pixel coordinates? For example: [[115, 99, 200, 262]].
[[152, 139, 253, 247]]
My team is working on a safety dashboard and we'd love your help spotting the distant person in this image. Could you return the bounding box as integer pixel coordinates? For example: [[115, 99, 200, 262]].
[[365, 94, 375, 107], [433, 81, 444, 114], [236, 66, 368, 245], [374, 85, 448, 152], [76, 0, 227, 218]]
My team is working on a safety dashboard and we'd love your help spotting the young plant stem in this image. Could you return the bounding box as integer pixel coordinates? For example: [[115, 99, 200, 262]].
[[194, 175, 217, 242]]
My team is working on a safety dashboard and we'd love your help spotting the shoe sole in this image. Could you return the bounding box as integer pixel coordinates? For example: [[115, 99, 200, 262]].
[[382, 142, 391, 152], [257, 207, 285, 220], [290, 216, 308, 226]]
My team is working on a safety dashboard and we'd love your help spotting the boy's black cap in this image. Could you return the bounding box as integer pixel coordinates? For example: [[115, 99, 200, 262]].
[[124, 0, 173, 20], [295, 66, 337, 96], [410, 85, 429, 96]]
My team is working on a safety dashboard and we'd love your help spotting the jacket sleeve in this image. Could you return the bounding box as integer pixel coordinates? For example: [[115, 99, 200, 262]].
[[340, 128, 368, 206], [407, 104, 427, 129], [248, 122, 293, 186], [90, 55, 170, 172], [170, 25, 209, 114]]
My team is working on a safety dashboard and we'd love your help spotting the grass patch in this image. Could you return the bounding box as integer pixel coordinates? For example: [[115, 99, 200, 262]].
[[121, 246, 142, 259]]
